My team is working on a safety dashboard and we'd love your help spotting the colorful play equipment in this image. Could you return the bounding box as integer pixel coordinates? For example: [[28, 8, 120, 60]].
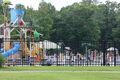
[[0, 0, 43, 63], [2, 42, 20, 57]]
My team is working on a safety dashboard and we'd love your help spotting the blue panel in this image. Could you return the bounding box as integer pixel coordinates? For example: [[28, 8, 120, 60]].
[[15, 9, 24, 16], [10, 8, 17, 23], [10, 8, 24, 23]]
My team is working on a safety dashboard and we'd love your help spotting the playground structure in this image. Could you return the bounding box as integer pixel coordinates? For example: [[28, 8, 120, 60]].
[[0, 0, 43, 65]]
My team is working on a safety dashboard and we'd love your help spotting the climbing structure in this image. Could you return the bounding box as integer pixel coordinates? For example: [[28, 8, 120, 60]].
[[0, 0, 43, 64]]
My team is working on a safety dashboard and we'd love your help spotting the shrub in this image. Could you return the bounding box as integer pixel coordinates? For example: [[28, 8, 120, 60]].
[[0, 54, 4, 67]]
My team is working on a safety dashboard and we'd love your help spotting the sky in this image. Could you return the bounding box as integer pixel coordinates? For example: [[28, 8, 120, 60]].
[[9, 0, 120, 10]]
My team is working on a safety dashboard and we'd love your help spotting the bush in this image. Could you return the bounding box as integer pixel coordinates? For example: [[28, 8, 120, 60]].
[[0, 54, 4, 67]]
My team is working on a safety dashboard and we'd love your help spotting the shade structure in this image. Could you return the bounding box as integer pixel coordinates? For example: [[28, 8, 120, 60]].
[[39, 40, 61, 49], [107, 47, 118, 51]]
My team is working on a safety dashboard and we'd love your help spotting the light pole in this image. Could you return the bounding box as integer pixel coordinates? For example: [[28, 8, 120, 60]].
[[82, 43, 91, 65]]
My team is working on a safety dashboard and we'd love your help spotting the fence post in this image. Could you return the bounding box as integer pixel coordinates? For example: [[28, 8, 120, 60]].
[[85, 46, 88, 66], [57, 42, 59, 66], [114, 41, 116, 66], [103, 40, 106, 66], [0, 38, 3, 50], [0, 39, 1, 49]]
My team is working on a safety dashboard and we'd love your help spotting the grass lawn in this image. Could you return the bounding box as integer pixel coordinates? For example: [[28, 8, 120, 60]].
[[0, 66, 120, 71], [0, 71, 120, 80], [0, 66, 120, 80]]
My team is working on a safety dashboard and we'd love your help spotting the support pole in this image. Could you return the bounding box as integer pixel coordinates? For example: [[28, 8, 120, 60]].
[[103, 40, 106, 66], [114, 41, 116, 66], [85, 46, 88, 66]]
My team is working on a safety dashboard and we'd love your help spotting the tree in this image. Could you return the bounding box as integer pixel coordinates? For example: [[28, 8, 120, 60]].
[[82, 0, 98, 4], [0, 5, 3, 24], [51, 3, 100, 52], [24, 1, 57, 40], [35, 1, 56, 40], [112, 2, 120, 48], [98, 1, 118, 41], [24, 7, 35, 26]]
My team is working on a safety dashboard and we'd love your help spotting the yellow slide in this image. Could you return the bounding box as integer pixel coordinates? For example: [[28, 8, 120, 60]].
[[24, 43, 30, 55], [31, 43, 40, 57], [23, 43, 41, 57]]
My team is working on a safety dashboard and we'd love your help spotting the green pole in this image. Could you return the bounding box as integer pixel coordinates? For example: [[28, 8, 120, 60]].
[[85, 45, 88, 66]]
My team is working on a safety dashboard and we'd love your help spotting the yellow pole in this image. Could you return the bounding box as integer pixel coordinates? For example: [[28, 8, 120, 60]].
[[2, 0, 11, 51], [3, 2, 8, 52]]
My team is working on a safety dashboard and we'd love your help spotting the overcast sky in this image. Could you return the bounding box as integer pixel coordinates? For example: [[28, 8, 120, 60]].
[[9, 0, 120, 10]]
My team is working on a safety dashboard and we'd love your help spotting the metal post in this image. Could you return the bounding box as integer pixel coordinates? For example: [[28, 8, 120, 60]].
[[103, 40, 106, 66], [86, 46, 88, 66], [0, 40, 2, 49], [57, 42, 59, 66], [0, 38, 2, 49], [114, 41, 116, 66]]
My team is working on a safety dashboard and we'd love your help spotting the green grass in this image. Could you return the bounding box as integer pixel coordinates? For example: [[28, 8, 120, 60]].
[[0, 66, 120, 80], [0, 71, 120, 80], [0, 66, 120, 71]]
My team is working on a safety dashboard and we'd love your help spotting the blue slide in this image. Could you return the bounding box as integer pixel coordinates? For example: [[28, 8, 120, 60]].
[[0, 42, 20, 58]]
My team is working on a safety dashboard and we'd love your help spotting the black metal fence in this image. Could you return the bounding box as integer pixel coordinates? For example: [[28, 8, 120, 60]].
[[0, 39, 120, 66]]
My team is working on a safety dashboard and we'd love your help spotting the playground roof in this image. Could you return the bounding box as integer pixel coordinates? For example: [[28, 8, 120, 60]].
[[39, 40, 61, 49], [107, 47, 118, 51]]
